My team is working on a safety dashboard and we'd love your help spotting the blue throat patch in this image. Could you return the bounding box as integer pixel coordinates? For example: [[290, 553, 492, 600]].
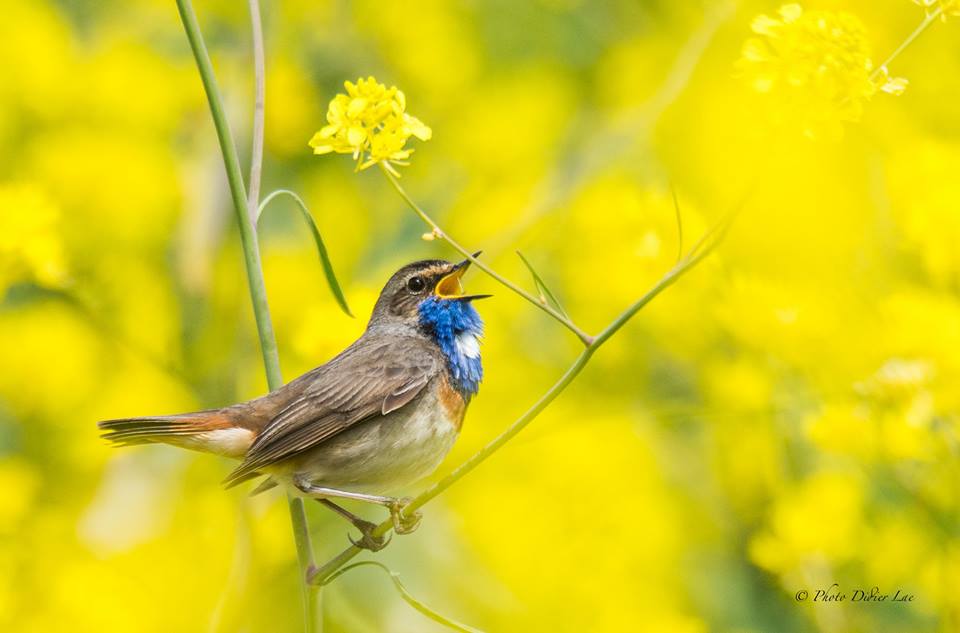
[[417, 296, 484, 400]]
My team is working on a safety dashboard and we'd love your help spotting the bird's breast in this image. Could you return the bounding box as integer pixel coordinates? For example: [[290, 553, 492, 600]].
[[279, 375, 465, 494]]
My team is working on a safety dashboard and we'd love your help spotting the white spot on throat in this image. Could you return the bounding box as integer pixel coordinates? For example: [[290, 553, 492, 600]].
[[455, 331, 481, 359]]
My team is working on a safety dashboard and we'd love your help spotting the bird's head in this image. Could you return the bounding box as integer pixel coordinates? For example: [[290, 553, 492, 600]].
[[369, 256, 490, 331]]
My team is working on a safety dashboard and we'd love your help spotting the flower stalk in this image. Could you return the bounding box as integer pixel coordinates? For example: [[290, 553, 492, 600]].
[[174, 0, 320, 630], [870, 5, 943, 83]]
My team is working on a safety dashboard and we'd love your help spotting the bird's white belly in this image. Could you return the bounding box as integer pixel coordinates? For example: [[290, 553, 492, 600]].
[[279, 388, 460, 495]]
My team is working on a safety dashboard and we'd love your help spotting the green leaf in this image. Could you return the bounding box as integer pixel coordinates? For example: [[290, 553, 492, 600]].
[[671, 184, 683, 264], [324, 561, 484, 633], [257, 189, 352, 317], [516, 251, 569, 318]]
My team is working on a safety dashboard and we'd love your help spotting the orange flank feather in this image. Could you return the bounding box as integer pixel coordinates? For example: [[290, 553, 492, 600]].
[[437, 374, 467, 431]]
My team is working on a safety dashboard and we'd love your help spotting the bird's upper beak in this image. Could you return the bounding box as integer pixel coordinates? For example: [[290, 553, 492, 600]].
[[435, 253, 492, 301]]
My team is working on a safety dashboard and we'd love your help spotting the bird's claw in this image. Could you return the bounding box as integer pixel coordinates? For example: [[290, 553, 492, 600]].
[[347, 519, 392, 552], [349, 531, 391, 552], [388, 497, 422, 535]]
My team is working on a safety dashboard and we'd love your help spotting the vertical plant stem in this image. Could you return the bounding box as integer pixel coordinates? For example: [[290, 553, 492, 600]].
[[245, 2, 322, 627], [175, 0, 280, 383], [247, 0, 265, 222], [175, 1, 319, 631]]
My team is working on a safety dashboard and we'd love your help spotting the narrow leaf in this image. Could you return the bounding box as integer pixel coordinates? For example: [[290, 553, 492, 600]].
[[671, 184, 683, 264], [324, 561, 484, 633], [257, 189, 352, 317], [516, 251, 569, 318]]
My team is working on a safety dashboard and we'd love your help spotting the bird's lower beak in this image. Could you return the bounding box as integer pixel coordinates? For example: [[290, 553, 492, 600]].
[[435, 252, 492, 301]]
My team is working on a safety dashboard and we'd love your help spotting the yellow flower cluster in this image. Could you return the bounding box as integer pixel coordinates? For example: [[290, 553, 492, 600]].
[[309, 76, 432, 174], [738, 4, 897, 138]]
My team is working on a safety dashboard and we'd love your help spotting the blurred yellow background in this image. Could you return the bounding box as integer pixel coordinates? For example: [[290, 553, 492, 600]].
[[1, 0, 958, 631]]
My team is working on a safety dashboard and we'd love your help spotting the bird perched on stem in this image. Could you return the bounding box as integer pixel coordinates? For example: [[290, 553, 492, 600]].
[[99, 257, 489, 551]]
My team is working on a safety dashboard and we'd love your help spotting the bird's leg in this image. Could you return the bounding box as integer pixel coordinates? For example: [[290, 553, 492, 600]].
[[315, 499, 390, 552], [293, 476, 397, 505], [293, 476, 422, 537]]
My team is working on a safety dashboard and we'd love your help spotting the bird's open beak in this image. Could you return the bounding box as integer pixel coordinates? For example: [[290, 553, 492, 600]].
[[435, 252, 492, 301]]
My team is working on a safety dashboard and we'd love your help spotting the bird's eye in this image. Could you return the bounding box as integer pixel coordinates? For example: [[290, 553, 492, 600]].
[[407, 276, 426, 293]]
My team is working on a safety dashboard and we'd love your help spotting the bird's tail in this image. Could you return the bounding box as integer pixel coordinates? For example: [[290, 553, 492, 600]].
[[97, 409, 255, 458]]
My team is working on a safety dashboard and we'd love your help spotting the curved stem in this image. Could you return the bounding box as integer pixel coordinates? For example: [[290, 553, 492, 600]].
[[323, 562, 483, 633], [175, 1, 319, 631], [379, 164, 595, 347]]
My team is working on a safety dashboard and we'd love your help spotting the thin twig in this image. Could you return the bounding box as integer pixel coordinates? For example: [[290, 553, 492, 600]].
[[379, 164, 595, 346], [175, 1, 319, 631], [308, 204, 737, 585], [247, 0, 266, 222], [870, 5, 943, 83], [322, 562, 483, 633]]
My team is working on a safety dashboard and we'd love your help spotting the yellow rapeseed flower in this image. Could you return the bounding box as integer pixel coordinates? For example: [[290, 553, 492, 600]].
[[737, 4, 896, 138], [309, 76, 432, 174]]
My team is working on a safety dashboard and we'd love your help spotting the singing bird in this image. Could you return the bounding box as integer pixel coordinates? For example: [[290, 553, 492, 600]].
[[98, 258, 488, 550]]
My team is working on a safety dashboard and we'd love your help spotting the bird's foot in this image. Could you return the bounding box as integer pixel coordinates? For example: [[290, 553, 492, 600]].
[[348, 519, 392, 552], [388, 497, 422, 535]]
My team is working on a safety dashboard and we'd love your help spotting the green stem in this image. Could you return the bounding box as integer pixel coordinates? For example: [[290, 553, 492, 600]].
[[176, 0, 280, 385], [175, 1, 319, 630], [379, 164, 595, 347], [290, 496, 321, 632], [323, 562, 483, 633], [870, 5, 943, 83], [246, 0, 265, 223], [308, 206, 733, 585]]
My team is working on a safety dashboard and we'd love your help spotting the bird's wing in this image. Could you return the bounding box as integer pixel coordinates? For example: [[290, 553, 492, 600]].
[[223, 335, 442, 487]]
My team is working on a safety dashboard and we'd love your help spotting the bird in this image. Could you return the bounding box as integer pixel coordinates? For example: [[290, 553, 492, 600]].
[[98, 257, 489, 550]]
